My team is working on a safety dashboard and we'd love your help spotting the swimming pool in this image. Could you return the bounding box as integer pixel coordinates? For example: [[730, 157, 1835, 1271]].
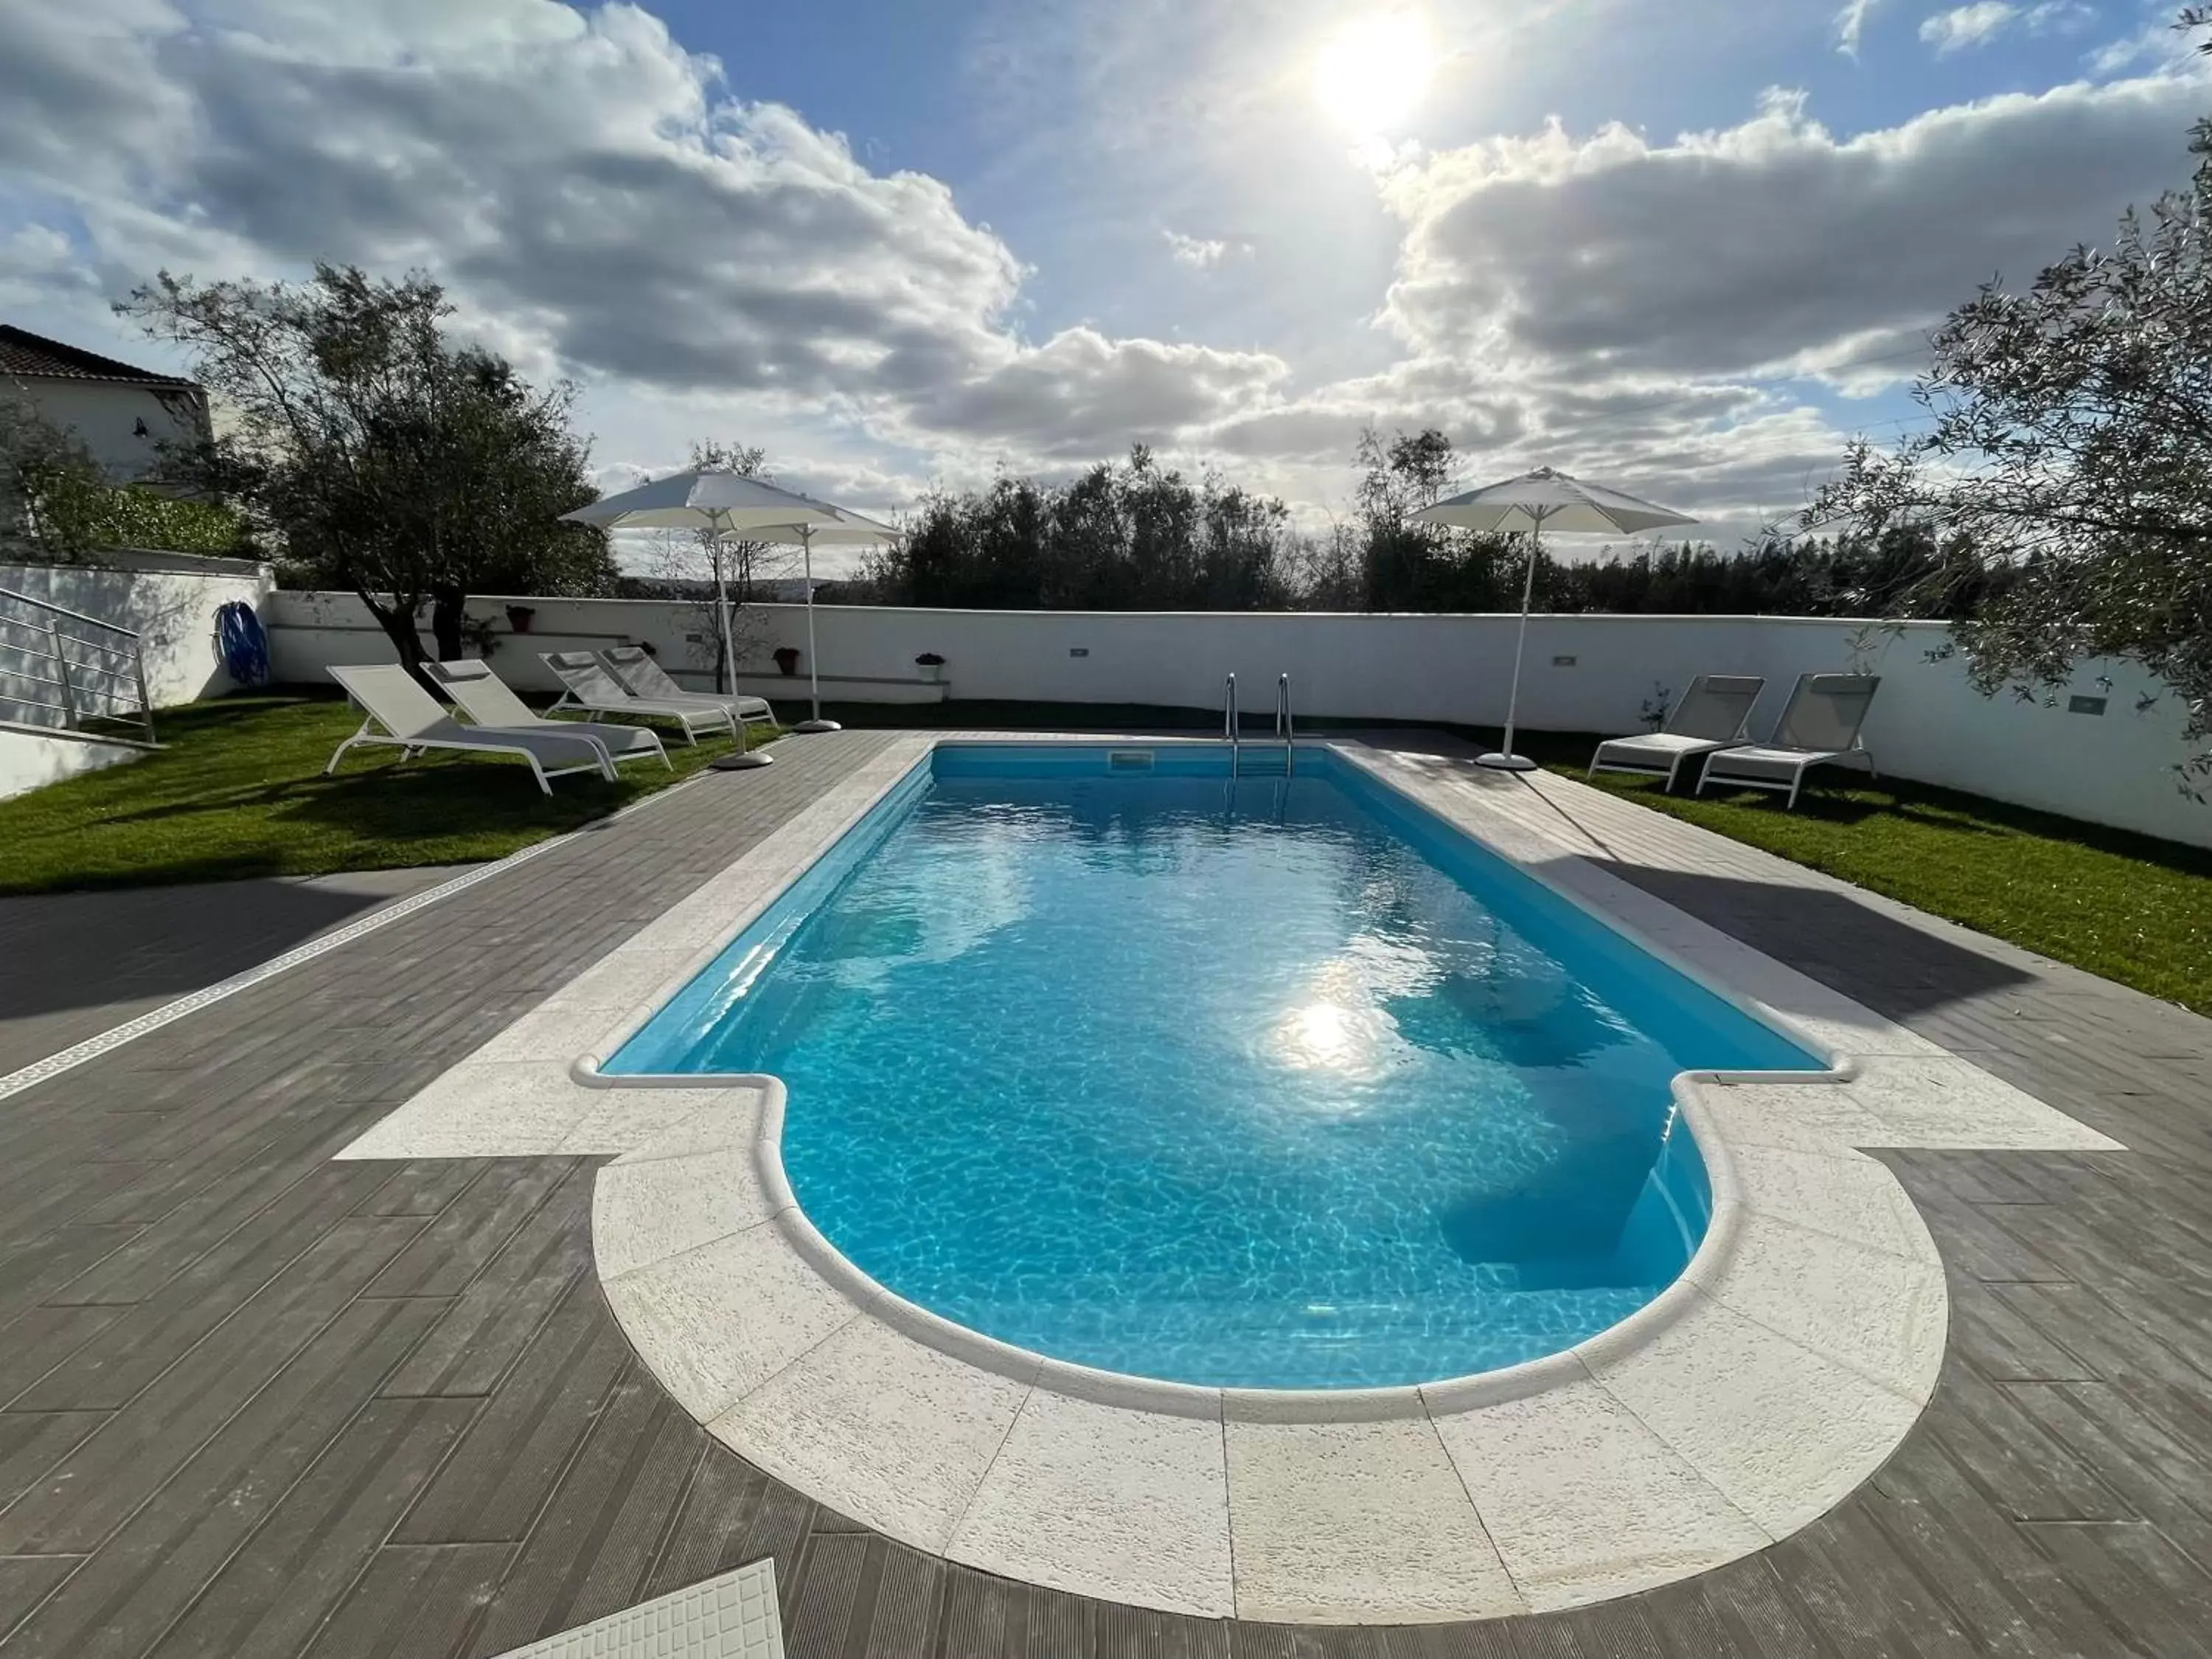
[[606, 743, 1822, 1390]]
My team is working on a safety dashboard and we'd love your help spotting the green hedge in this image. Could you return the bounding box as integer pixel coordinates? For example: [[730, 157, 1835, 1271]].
[[65, 483, 246, 556]]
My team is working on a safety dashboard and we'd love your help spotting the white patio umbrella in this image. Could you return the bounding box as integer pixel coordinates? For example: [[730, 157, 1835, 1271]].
[[1413, 467, 1694, 772], [743, 505, 902, 733], [560, 470, 841, 768]]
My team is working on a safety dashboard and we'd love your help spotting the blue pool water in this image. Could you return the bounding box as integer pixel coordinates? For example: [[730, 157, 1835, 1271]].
[[608, 745, 1820, 1389]]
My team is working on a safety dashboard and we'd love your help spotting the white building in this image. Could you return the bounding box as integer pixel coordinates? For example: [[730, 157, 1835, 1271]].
[[1, 324, 212, 485]]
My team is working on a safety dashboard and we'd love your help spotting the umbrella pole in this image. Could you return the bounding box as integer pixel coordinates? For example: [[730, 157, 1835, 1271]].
[[793, 525, 841, 733], [709, 508, 774, 769], [1479, 513, 1543, 773], [713, 520, 736, 700]]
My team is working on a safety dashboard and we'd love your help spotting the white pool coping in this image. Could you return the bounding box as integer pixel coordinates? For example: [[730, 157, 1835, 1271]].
[[336, 732, 2122, 1623]]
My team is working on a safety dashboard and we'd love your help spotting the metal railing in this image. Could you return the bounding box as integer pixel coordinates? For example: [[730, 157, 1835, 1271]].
[[0, 586, 156, 747], [1222, 672, 1240, 777], [1276, 672, 1295, 776]]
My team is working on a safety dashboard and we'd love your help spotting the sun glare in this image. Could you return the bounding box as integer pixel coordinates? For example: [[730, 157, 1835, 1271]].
[[1312, 11, 1436, 139]]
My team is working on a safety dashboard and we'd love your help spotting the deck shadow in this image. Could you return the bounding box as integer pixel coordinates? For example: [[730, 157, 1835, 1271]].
[[0, 868, 462, 1071], [1595, 863, 2038, 1019]]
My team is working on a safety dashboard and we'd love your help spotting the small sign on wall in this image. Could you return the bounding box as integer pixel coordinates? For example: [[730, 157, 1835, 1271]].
[[1551, 655, 1577, 667], [2067, 695, 2108, 717], [1070, 647, 1090, 658]]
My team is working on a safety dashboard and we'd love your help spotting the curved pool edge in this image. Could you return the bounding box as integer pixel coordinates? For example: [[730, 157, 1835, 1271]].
[[591, 1054, 1948, 1623], [561, 733, 1953, 1620], [719, 1056, 1772, 1422]]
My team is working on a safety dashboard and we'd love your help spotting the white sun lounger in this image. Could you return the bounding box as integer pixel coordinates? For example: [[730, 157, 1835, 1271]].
[[427, 659, 671, 774], [324, 664, 617, 795], [1697, 672, 1882, 809], [1588, 674, 1765, 790], [540, 651, 736, 745], [600, 644, 776, 728]]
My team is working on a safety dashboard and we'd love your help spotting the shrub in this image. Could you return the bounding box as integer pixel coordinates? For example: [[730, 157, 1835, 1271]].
[[63, 483, 248, 557]]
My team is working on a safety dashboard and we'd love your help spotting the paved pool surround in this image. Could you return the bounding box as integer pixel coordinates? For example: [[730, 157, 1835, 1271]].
[[337, 734, 2121, 1623]]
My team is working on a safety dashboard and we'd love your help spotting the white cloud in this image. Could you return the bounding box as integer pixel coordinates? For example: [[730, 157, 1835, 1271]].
[[1162, 229, 1234, 268], [0, 0, 1293, 503], [900, 327, 1291, 458], [0, 3, 1006, 400], [2025, 1, 2098, 29], [1918, 0, 2094, 55], [0, 225, 99, 316], [1835, 0, 1885, 57], [1920, 3, 2018, 55], [2087, 9, 2202, 75], [1375, 71, 2208, 384]]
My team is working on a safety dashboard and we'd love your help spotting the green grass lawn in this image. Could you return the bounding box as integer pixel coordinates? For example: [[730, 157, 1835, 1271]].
[[1511, 733, 2212, 1016], [0, 692, 779, 896]]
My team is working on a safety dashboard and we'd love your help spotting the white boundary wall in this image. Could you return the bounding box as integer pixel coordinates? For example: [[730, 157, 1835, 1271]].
[[1, 551, 274, 799], [262, 591, 2212, 849]]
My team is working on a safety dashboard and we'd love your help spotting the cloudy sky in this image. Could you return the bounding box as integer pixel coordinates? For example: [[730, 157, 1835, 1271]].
[[2, 0, 2207, 569]]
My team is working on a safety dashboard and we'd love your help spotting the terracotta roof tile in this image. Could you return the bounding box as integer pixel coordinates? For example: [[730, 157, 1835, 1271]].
[[0, 324, 199, 389]]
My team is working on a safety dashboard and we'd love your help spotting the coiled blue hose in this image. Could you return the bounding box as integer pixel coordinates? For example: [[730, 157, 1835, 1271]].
[[215, 600, 271, 687]]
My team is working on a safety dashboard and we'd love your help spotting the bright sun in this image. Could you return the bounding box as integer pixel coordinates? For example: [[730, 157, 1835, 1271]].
[[1312, 11, 1436, 139]]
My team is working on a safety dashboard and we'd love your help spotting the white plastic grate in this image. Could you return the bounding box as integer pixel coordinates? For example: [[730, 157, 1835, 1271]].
[[490, 1559, 783, 1659]]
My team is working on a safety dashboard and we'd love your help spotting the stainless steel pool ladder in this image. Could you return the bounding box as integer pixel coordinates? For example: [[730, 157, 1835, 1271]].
[[1276, 672, 1295, 776], [1223, 672, 1240, 776]]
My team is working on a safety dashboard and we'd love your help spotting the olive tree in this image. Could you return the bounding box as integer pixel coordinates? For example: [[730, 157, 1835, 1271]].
[[1807, 12, 2212, 794], [122, 264, 613, 675], [0, 382, 106, 561]]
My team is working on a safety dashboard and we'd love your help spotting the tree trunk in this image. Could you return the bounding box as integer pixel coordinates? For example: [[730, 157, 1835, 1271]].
[[358, 587, 434, 688], [429, 584, 467, 663]]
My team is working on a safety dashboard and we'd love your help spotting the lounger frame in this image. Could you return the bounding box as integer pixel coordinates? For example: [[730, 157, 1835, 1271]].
[[541, 652, 736, 745], [1697, 745, 1879, 810], [599, 645, 775, 726], [324, 664, 619, 796], [1695, 673, 1882, 810], [428, 660, 673, 776], [1590, 732, 1742, 790], [1588, 675, 1766, 790]]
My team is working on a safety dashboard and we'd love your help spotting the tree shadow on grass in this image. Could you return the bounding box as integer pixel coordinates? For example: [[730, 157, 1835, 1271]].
[[276, 753, 641, 844], [72, 748, 630, 842], [1652, 778, 2011, 837], [1660, 773, 2212, 869], [279, 726, 757, 845]]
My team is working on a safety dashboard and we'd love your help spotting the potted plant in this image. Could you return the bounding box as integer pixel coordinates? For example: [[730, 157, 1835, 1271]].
[[505, 604, 536, 634], [915, 651, 946, 683], [773, 644, 801, 677]]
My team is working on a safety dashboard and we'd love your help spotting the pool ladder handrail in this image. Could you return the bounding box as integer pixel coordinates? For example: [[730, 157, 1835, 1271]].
[[1223, 672, 1240, 777], [1276, 672, 1295, 776]]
